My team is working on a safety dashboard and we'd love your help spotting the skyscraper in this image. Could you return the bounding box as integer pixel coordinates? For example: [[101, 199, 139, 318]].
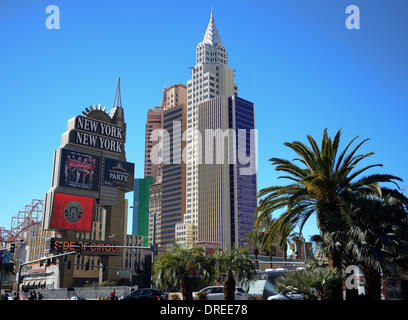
[[197, 96, 257, 249], [144, 106, 163, 183], [178, 11, 241, 248], [161, 100, 187, 247], [132, 177, 153, 247], [163, 84, 187, 111], [140, 85, 187, 249]]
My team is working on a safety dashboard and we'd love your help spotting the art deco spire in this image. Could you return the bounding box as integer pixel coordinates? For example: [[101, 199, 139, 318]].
[[113, 77, 122, 108], [203, 10, 221, 46]]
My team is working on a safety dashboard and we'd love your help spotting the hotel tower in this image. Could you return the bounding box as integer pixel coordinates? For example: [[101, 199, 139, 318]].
[[175, 12, 256, 249]]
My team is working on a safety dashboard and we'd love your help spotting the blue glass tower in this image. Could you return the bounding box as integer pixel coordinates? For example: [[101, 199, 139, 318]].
[[228, 96, 257, 246]]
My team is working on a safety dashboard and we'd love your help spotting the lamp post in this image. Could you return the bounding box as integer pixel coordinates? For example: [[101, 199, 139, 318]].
[[151, 212, 158, 289], [129, 250, 133, 289], [130, 203, 157, 288]]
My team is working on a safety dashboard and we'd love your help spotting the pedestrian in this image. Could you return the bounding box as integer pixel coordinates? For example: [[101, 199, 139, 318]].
[[4, 293, 9, 300], [109, 289, 116, 300], [38, 292, 43, 300]]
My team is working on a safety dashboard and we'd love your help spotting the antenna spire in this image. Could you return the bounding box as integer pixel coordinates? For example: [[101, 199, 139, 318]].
[[113, 77, 122, 108]]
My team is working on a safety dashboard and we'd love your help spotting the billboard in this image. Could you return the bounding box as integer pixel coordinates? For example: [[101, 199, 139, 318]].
[[59, 148, 100, 191], [50, 193, 95, 231], [103, 158, 134, 191]]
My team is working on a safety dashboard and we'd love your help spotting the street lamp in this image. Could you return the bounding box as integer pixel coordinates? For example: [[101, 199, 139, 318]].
[[150, 212, 157, 266], [130, 204, 158, 288]]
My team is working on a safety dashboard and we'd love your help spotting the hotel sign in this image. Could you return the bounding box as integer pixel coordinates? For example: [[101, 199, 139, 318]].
[[68, 115, 126, 153]]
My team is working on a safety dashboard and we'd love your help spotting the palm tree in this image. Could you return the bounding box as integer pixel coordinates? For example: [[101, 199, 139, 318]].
[[242, 228, 262, 270], [255, 214, 276, 267], [277, 263, 343, 300], [255, 128, 403, 299], [312, 194, 408, 300], [0, 262, 15, 293], [261, 217, 295, 263], [152, 243, 215, 300], [214, 247, 257, 300], [343, 195, 408, 300]]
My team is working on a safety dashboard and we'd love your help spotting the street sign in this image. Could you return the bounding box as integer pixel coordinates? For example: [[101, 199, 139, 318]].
[[117, 271, 130, 277], [116, 271, 130, 278]]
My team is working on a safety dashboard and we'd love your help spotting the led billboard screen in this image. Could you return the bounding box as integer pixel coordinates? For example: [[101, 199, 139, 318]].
[[59, 148, 100, 191], [50, 193, 95, 231], [48, 238, 120, 256], [103, 158, 134, 192]]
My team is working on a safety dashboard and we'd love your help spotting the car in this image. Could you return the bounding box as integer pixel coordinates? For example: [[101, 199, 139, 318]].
[[69, 296, 86, 300], [121, 288, 168, 301], [244, 269, 296, 300], [193, 286, 248, 300], [245, 279, 267, 300], [267, 293, 304, 300]]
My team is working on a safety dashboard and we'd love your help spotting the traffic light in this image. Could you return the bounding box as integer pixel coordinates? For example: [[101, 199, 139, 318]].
[[67, 261, 71, 269], [40, 260, 44, 267], [46, 258, 51, 267], [63, 255, 67, 262], [10, 243, 15, 254]]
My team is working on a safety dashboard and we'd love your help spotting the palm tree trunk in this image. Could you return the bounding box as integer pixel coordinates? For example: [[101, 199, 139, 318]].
[[319, 212, 344, 301], [327, 250, 344, 300], [345, 288, 359, 300], [363, 265, 382, 300], [180, 274, 193, 300], [254, 249, 259, 270], [223, 270, 236, 300]]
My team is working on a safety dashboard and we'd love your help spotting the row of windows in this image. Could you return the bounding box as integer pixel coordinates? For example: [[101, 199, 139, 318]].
[[162, 170, 182, 179], [162, 207, 182, 214], [163, 166, 182, 174], [162, 186, 182, 194], [162, 203, 182, 211], [164, 105, 182, 115], [164, 113, 183, 124], [161, 175, 182, 185], [162, 194, 182, 204], [163, 164, 182, 173]]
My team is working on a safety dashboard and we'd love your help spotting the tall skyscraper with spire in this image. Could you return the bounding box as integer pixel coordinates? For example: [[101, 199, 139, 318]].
[[176, 11, 243, 249]]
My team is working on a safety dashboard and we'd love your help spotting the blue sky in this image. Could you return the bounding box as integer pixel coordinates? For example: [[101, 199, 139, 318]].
[[1, 0, 407, 241]]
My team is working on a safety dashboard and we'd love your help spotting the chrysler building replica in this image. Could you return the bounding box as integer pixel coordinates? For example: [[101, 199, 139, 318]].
[[175, 11, 239, 248]]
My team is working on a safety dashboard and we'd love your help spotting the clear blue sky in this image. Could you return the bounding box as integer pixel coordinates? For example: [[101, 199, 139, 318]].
[[1, 0, 407, 241]]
